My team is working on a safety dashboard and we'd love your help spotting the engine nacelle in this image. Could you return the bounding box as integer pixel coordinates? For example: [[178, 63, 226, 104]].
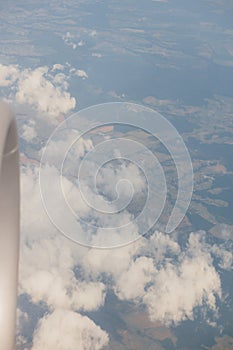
[[0, 101, 20, 350]]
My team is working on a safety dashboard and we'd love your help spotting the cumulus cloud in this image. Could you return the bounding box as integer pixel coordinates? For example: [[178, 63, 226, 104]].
[[19, 178, 106, 350], [15, 66, 76, 118], [0, 63, 88, 120], [20, 250, 105, 311], [16, 335, 29, 350], [83, 235, 143, 278], [115, 256, 155, 300], [39, 132, 149, 247], [142, 233, 222, 325], [22, 121, 37, 142], [220, 224, 233, 240], [96, 161, 145, 203], [211, 244, 233, 270], [17, 131, 232, 348], [51, 64, 64, 72], [20, 167, 53, 239], [0, 63, 19, 86], [19, 166, 108, 349], [21, 163, 227, 307], [62, 32, 78, 50], [42, 134, 93, 166], [75, 69, 88, 79], [83, 230, 224, 325], [144, 255, 221, 324], [19, 229, 105, 312], [138, 230, 181, 265], [32, 309, 109, 350], [78, 40, 85, 47]]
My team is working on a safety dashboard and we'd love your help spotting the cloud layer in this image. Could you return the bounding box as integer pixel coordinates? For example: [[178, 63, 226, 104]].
[[16, 110, 232, 349], [32, 309, 109, 350]]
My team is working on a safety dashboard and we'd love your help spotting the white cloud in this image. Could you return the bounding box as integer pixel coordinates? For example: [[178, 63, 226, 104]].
[[32, 309, 109, 350], [20, 240, 104, 312], [220, 224, 233, 240], [0, 63, 78, 120], [22, 122, 37, 142], [96, 161, 145, 202], [90, 30, 97, 37], [51, 64, 64, 72], [15, 66, 76, 118], [64, 32, 74, 40], [42, 134, 93, 166], [0, 63, 19, 86], [115, 256, 154, 300], [16, 335, 29, 350], [19, 166, 106, 311], [18, 138, 231, 348], [211, 244, 233, 270], [20, 167, 53, 240], [143, 233, 222, 325], [75, 69, 88, 79], [84, 230, 223, 326], [83, 240, 139, 278], [62, 32, 78, 50], [53, 73, 69, 89], [143, 231, 181, 263], [78, 40, 85, 47]]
